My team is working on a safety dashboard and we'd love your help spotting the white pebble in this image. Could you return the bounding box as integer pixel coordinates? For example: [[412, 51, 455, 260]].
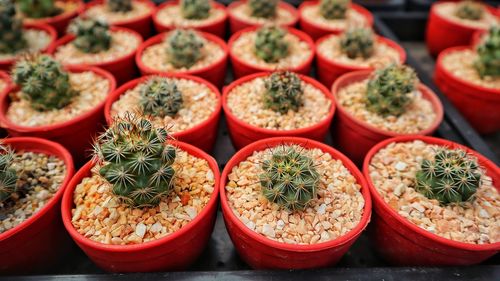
[[150, 222, 162, 233], [36, 190, 50, 200], [276, 220, 285, 230], [262, 224, 275, 238], [320, 231, 330, 241], [479, 209, 490, 218], [317, 204, 327, 215], [184, 206, 198, 220], [394, 161, 407, 171], [135, 222, 146, 238], [245, 221, 256, 231]]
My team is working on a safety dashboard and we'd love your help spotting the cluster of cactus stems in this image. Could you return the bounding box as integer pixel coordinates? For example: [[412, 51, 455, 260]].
[[139, 77, 184, 118], [415, 148, 482, 205], [68, 18, 112, 54], [365, 64, 417, 117], [475, 26, 500, 78], [0, 0, 27, 54], [455, 0, 484, 20], [94, 113, 177, 207], [260, 145, 320, 211], [339, 28, 375, 59], [263, 71, 304, 114], [12, 55, 79, 111], [181, 0, 211, 20], [254, 26, 290, 63], [17, 0, 62, 19], [107, 0, 132, 13], [248, 0, 278, 19], [320, 0, 350, 20], [0, 145, 18, 203], [166, 29, 205, 69]]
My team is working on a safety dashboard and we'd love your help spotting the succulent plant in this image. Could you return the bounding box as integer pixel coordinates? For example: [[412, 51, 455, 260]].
[[107, 0, 132, 13], [0, 0, 27, 54], [320, 0, 350, 20], [0, 145, 18, 203], [455, 0, 484, 21], [415, 148, 482, 205], [140, 77, 184, 118], [339, 28, 375, 59], [248, 0, 278, 19], [474, 26, 500, 78], [166, 29, 205, 69], [260, 145, 319, 211], [365, 64, 417, 117], [12, 55, 78, 111], [263, 71, 303, 114], [17, 0, 62, 19], [94, 113, 177, 207], [68, 18, 112, 54], [181, 0, 211, 20], [254, 26, 289, 63]]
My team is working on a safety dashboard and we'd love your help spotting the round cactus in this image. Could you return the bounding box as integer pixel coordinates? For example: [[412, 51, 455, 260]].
[[455, 0, 484, 21], [166, 29, 205, 69], [107, 0, 132, 13], [0, 145, 18, 203], [140, 77, 184, 118], [254, 26, 290, 63], [0, 0, 27, 54], [181, 0, 211, 20], [263, 71, 303, 114], [339, 28, 375, 59], [475, 26, 500, 78], [68, 18, 112, 54], [248, 0, 278, 19], [320, 0, 350, 20], [17, 0, 62, 19]]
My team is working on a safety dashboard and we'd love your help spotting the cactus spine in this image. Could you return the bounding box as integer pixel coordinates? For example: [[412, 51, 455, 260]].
[[181, 0, 211, 20], [17, 0, 62, 19], [455, 1, 484, 20], [248, 0, 278, 19], [68, 18, 112, 54], [140, 77, 184, 118], [320, 0, 350, 20], [0, 145, 17, 203], [0, 0, 27, 54], [107, 0, 132, 13], [474, 26, 500, 78], [263, 71, 303, 114], [254, 26, 289, 63], [339, 28, 375, 59], [166, 29, 204, 69]]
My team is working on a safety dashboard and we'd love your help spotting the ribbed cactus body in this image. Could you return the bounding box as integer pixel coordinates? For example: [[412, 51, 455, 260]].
[[68, 18, 112, 54], [107, 0, 133, 13], [140, 77, 184, 118], [254, 26, 289, 63], [0, 145, 17, 203], [263, 71, 303, 114], [181, 0, 211, 20], [455, 1, 484, 20], [0, 0, 27, 54], [17, 0, 62, 19], [475, 27, 500, 78], [320, 0, 350, 20], [248, 0, 278, 19], [339, 28, 375, 59], [166, 29, 204, 68]]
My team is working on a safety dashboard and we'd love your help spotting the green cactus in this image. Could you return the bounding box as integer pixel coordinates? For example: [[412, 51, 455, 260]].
[[0, 0, 27, 54], [248, 0, 278, 19], [263, 71, 303, 114], [12, 55, 78, 111], [254, 26, 289, 63], [260, 145, 319, 211], [180, 0, 211, 20], [415, 148, 482, 205], [340, 28, 375, 59], [320, 0, 350, 20], [365, 64, 417, 117], [0, 145, 18, 203], [455, 0, 484, 21], [140, 77, 184, 118], [95, 113, 176, 207], [68, 18, 112, 54], [107, 0, 132, 13], [474, 26, 500, 78], [17, 0, 62, 19], [166, 29, 204, 69]]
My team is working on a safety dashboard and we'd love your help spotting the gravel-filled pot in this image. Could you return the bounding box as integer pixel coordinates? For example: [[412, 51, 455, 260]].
[[61, 114, 220, 272], [104, 73, 222, 152], [153, 0, 228, 38], [228, 25, 315, 79], [220, 136, 372, 269], [0, 137, 74, 274], [363, 135, 500, 265], [223, 71, 335, 150], [298, 0, 374, 41], [331, 66, 444, 165], [0, 55, 116, 165], [136, 29, 228, 89]]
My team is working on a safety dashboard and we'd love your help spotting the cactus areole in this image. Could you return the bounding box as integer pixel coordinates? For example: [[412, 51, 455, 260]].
[[254, 26, 290, 63], [166, 29, 205, 69], [139, 77, 184, 118], [475, 26, 500, 79], [339, 28, 375, 59], [68, 18, 112, 54], [263, 71, 304, 114]]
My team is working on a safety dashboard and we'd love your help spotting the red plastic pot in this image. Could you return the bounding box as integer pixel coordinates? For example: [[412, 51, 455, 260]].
[[331, 70, 444, 166], [82, 0, 156, 38], [0, 137, 74, 274], [227, 0, 299, 34], [223, 72, 335, 150], [363, 135, 500, 265], [0, 66, 116, 166], [23, 0, 84, 36], [0, 23, 57, 72], [104, 73, 222, 153], [315, 34, 406, 89], [0, 71, 12, 93], [228, 26, 315, 79], [136, 31, 228, 89], [434, 46, 500, 134], [48, 27, 143, 85], [298, 1, 374, 41], [220, 136, 372, 269], [61, 140, 220, 272]]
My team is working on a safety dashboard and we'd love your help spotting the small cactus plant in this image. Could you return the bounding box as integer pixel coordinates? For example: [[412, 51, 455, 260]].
[[254, 26, 290, 63], [320, 0, 350, 20], [263, 71, 303, 114], [181, 0, 211, 20], [415, 148, 482, 205], [0, 0, 27, 54], [17, 0, 62, 19], [474, 26, 500, 78], [68, 18, 112, 54], [365, 64, 417, 117], [260, 145, 320, 211], [455, 0, 484, 21], [139, 77, 184, 118], [12, 55, 78, 111], [94, 113, 177, 207], [107, 0, 132, 13], [248, 0, 278, 19], [166, 29, 205, 69], [339, 28, 375, 59], [0, 145, 18, 203]]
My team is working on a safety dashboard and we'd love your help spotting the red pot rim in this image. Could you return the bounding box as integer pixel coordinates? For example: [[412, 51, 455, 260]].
[[362, 135, 500, 252], [48, 26, 143, 68], [152, 1, 228, 30], [228, 26, 315, 73], [0, 71, 12, 93], [83, 0, 156, 26], [135, 30, 229, 76], [436, 46, 500, 95], [23, 0, 85, 25], [0, 65, 117, 133], [61, 140, 221, 252], [222, 72, 336, 136], [0, 137, 75, 241], [104, 73, 222, 140], [220, 136, 372, 252], [227, 1, 299, 28], [331, 70, 444, 137], [430, 1, 498, 32]]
